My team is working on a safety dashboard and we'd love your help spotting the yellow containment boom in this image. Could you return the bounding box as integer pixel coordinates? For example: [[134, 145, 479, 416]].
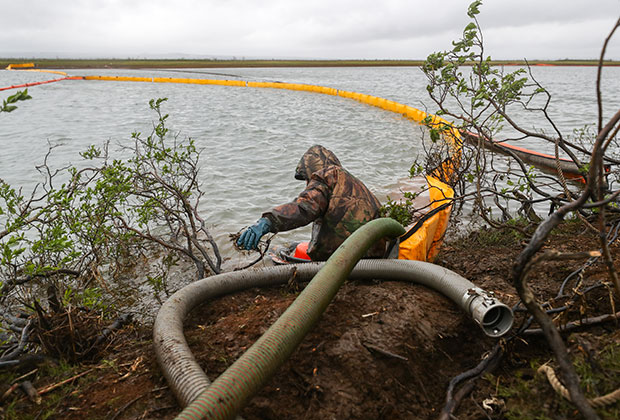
[[384, 175, 455, 261], [82, 75, 460, 261], [5, 63, 35, 70], [82, 75, 455, 132]]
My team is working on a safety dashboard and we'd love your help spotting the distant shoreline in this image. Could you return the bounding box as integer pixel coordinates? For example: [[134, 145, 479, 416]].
[[2, 58, 620, 70]]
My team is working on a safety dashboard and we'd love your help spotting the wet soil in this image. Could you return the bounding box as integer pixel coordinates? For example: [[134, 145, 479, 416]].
[[2, 221, 618, 419]]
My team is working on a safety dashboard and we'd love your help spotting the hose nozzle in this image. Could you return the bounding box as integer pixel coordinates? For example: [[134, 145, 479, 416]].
[[462, 287, 513, 338]]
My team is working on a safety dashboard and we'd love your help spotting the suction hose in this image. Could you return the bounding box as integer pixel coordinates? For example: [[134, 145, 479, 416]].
[[168, 218, 404, 419], [153, 219, 513, 418]]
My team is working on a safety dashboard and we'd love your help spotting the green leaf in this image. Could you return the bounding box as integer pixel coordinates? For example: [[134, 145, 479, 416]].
[[467, 1, 483, 18], [464, 22, 477, 32]]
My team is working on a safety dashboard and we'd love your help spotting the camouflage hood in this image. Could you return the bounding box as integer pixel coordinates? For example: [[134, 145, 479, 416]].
[[294, 145, 342, 181], [266, 143, 384, 260]]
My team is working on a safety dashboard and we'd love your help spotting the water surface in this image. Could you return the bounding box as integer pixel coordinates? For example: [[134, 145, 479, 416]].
[[1, 66, 618, 267]]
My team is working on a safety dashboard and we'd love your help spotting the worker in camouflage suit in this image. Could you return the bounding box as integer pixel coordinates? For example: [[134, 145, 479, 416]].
[[237, 144, 385, 261]]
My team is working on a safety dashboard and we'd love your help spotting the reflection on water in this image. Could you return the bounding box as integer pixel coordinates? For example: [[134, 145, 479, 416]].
[[1, 66, 619, 268]]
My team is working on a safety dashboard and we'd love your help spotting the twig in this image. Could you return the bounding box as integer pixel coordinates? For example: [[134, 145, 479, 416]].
[[599, 210, 620, 300], [0, 354, 54, 372], [523, 311, 620, 335], [596, 17, 620, 133], [109, 386, 171, 420], [0, 383, 20, 403], [362, 342, 408, 361], [37, 368, 95, 395], [439, 344, 502, 420], [0, 319, 32, 361], [114, 356, 144, 383], [12, 368, 39, 384], [0, 360, 20, 369], [233, 235, 274, 271], [110, 394, 146, 420], [94, 313, 133, 346]]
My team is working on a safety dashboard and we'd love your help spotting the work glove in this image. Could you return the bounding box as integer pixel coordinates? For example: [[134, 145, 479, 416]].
[[237, 217, 272, 250]]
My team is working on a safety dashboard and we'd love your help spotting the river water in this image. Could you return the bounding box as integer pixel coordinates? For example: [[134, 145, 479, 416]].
[[1, 66, 619, 268]]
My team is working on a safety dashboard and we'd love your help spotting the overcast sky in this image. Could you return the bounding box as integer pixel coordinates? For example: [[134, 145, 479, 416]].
[[1, 0, 619, 60]]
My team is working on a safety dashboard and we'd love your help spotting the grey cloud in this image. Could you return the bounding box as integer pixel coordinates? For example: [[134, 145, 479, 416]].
[[1, 0, 619, 59]]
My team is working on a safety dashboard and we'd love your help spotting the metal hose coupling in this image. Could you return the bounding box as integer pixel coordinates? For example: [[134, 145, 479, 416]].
[[462, 287, 513, 338]]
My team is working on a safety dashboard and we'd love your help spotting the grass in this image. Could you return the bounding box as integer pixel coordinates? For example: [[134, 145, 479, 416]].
[[485, 338, 620, 420], [1, 58, 620, 70], [452, 219, 530, 248], [0, 360, 80, 420]]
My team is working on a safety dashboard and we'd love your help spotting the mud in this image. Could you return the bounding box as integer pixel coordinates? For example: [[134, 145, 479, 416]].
[[2, 221, 618, 419]]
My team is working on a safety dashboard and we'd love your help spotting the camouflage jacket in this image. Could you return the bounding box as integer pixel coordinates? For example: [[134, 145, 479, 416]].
[[262, 145, 385, 261]]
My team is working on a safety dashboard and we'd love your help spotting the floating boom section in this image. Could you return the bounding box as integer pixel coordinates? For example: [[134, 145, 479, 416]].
[[5, 63, 35, 70], [5, 63, 67, 76]]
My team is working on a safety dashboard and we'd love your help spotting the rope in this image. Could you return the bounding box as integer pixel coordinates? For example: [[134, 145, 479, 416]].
[[0, 76, 83, 92], [553, 136, 599, 232], [538, 364, 620, 408]]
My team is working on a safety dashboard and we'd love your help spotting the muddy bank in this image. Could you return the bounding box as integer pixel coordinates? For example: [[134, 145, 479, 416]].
[[184, 279, 498, 419], [1, 221, 618, 419]]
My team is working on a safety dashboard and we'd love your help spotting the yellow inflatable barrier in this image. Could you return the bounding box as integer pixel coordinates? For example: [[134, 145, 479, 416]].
[[384, 175, 454, 262], [6, 63, 35, 70], [5, 63, 67, 76]]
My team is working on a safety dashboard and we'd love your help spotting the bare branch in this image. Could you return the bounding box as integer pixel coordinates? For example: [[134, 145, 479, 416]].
[[597, 17, 620, 133], [513, 251, 601, 419]]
